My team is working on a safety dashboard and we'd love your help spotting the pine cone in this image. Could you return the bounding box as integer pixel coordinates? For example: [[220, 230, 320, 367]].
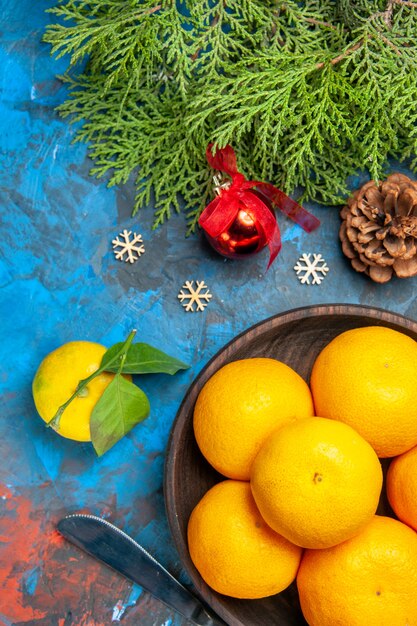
[[340, 173, 417, 283]]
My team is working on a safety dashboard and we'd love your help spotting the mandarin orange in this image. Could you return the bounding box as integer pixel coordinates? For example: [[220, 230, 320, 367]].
[[310, 326, 417, 457], [187, 480, 302, 599], [250, 416, 382, 548], [387, 444, 417, 533], [193, 358, 313, 480], [297, 515, 417, 626]]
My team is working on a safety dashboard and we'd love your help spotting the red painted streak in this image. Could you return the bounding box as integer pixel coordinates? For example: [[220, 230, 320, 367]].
[[0, 486, 47, 620]]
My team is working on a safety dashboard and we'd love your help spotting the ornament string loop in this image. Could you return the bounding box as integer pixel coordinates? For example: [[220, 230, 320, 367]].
[[199, 144, 320, 268]]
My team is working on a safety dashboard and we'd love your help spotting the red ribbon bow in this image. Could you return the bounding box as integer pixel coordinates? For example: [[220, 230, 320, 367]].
[[199, 144, 320, 268]]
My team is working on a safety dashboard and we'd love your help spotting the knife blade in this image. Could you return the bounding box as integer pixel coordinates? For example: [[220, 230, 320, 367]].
[[57, 514, 224, 626]]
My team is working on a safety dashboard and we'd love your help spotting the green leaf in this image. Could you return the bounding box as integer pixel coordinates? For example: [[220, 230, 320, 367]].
[[90, 374, 150, 456], [101, 342, 189, 375]]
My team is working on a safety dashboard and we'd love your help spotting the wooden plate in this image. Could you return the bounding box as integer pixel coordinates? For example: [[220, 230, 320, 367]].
[[164, 304, 417, 626]]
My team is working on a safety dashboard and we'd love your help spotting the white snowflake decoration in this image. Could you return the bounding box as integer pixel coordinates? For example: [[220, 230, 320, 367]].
[[294, 253, 329, 285], [112, 229, 145, 263], [178, 280, 212, 312]]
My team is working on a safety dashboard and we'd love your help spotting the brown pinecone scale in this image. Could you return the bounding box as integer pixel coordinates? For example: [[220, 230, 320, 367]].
[[340, 173, 417, 283]]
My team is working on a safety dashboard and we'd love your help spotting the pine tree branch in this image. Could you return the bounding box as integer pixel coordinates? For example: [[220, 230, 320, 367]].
[[316, 39, 363, 69], [393, 0, 417, 7], [190, 4, 222, 62], [377, 31, 402, 53], [383, 0, 396, 26], [145, 5, 162, 15], [304, 17, 338, 29], [44, 0, 417, 230]]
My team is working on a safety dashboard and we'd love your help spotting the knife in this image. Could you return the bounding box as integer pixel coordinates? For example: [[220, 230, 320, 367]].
[[57, 514, 224, 626]]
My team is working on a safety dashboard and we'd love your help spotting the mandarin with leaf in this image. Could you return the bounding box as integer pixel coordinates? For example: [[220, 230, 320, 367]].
[[32, 341, 131, 441]]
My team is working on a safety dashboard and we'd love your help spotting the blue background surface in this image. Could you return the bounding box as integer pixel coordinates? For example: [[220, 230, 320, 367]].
[[2, 2, 417, 625]]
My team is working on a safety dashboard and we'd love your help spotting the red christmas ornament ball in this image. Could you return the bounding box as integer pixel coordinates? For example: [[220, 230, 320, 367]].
[[204, 193, 275, 259]]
